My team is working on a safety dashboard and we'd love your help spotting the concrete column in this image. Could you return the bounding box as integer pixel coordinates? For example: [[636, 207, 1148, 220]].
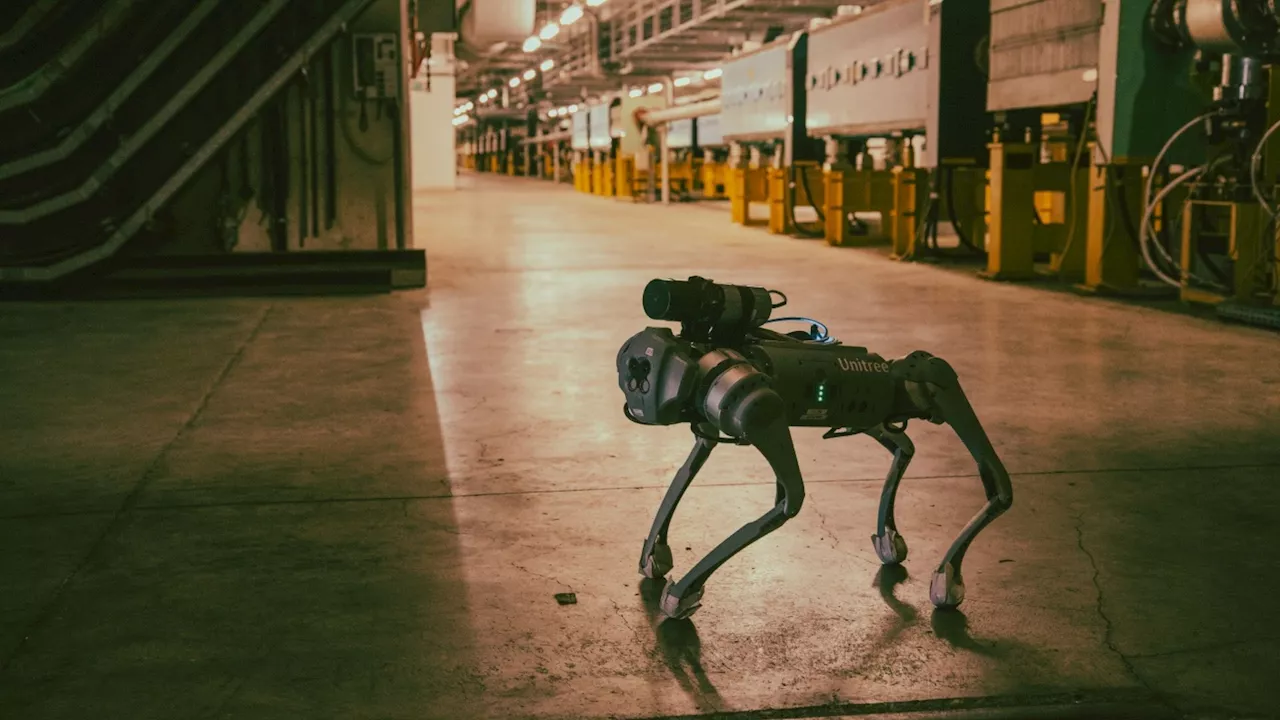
[[409, 33, 457, 191]]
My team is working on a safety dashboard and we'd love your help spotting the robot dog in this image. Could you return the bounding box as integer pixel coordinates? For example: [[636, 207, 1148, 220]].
[[617, 277, 1013, 620]]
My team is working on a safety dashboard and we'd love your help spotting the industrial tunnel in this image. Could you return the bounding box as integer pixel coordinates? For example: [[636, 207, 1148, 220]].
[[2, 1, 1280, 719]]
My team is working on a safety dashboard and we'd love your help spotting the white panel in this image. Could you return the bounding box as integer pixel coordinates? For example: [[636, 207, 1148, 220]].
[[571, 109, 589, 150], [720, 42, 791, 142], [588, 104, 611, 149], [805, 0, 929, 138], [696, 114, 724, 147], [667, 119, 693, 149]]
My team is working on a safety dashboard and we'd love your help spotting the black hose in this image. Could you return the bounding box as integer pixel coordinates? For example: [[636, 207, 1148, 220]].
[[324, 41, 337, 229], [944, 167, 984, 254], [297, 81, 309, 247], [392, 97, 406, 250], [787, 165, 825, 238], [308, 59, 320, 239]]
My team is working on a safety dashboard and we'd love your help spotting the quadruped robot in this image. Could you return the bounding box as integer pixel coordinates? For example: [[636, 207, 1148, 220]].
[[617, 277, 1013, 620]]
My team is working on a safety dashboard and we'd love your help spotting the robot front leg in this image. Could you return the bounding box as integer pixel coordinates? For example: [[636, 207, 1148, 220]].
[[897, 353, 1014, 609], [864, 424, 916, 565], [659, 419, 805, 619], [639, 432, 717, 579]]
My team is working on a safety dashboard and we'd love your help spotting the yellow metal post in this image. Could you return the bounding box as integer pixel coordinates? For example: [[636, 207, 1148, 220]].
[[890, 168, 927, 260], [601, 156, 616, 197], [982, 143, 1036, 280], [730, 168, 748, 224], [824, 168, 846, 245], [1080, 150, 1144, 293], [768, 167, 789, 235], [616, 153, 634, 197]]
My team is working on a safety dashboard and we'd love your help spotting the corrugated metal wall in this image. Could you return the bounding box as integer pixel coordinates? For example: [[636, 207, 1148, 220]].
[[988, 0, 1102, 110]]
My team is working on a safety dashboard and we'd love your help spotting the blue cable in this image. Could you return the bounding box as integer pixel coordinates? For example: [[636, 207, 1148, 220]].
[[763, 316, 837, 344]]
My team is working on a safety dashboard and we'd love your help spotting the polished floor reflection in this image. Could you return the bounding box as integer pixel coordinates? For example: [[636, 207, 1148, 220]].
[[1, 173, 1277, 719]]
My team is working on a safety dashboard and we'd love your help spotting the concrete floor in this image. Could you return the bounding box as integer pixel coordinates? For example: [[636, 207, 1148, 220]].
[[2, 174, 1279, 720]]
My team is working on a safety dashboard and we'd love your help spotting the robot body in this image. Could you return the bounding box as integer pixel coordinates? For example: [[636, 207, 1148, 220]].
[[618, 278, 1013, 619]]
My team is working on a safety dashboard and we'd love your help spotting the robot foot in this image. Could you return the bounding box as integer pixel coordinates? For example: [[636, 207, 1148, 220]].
[[659, 579, 704, 620], [929, 562, 966, 609], [871, 529, 909, 565], [640, 543, 674, 579]]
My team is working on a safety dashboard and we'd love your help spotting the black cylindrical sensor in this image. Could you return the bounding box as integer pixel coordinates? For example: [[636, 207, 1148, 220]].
[[642, 277, 775, 340], [643, 279, 702, 322]]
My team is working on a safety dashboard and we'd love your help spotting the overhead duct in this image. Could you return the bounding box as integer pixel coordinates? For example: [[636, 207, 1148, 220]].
[[457, 0, 534, 47]]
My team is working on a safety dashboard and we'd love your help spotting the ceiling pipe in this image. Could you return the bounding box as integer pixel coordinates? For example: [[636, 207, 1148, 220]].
[[634, 97, 721, 128]]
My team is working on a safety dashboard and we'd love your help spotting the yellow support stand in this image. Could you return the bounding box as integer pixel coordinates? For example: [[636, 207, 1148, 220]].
[[890, 168, 927, 260], [767, 167, 788, 234], [824, 168, 895, 246], [488, 155, 500, 173], [1180, 201, 1269, 305], [701, 163, 726, 199], [982, 143, 1037, 280], [616, 154, 634, 197], [1080, 150, 1144, 293], [730, 168, 769, 226], [601, 158, 616, 197]]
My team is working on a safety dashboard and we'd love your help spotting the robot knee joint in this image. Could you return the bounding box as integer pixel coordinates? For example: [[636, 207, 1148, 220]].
[[783, 487, 805, 518]]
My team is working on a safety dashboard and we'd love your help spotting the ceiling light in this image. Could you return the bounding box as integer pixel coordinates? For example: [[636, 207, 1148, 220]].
[[540, 58, 555, 71], [486, 89, 498, 99], [557, 106, 569, 115], [453, 115, 469, 126], [569, 104, 579, 113], [522, 36, 542, 52], [479, 94, 490, 103], [523, 69, 537, 81], [628, 87, 643, 98], [509, 77, 521, 87], [560, 4, 584, 25], [703, 68, 722, 80], [540, 22, 560, 40], [673, 76, 691, 87], [648, 82, 664, 94], [586, 0, 607, 6]]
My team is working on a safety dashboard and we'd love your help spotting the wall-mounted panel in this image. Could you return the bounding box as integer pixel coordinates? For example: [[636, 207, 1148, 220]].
[[988, 0, 1101, 110], [589, 104, 611, 149], [571, 109, 589, 150], [805, 0, 929, 139], [696, 114, 724, 147], [805, 0, 989, 166], [668, 118, 693, 149], [720, 40, 792, 142]]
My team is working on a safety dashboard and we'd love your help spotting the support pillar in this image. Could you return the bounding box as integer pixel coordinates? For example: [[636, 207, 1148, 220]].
[[981, 143, 1037, 280], [1079, 149, 1144, 293]]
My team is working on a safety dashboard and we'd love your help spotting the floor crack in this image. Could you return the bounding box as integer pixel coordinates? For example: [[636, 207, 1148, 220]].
[[609, 598, 648, 649], [509, 560, 573, 592], [1074, 514, 1165, 704]]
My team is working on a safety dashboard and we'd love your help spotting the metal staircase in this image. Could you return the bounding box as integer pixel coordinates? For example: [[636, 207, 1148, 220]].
[[0, 0, 385, 285]]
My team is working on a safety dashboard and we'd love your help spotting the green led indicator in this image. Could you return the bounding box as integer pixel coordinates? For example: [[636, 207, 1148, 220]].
[[816, 382, 827, 403]]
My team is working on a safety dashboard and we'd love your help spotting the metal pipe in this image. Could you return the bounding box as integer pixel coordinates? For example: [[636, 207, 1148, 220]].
[[660, 127, 670, 205], [521, 130, 572, 144], [636, 98, 722, 127]]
